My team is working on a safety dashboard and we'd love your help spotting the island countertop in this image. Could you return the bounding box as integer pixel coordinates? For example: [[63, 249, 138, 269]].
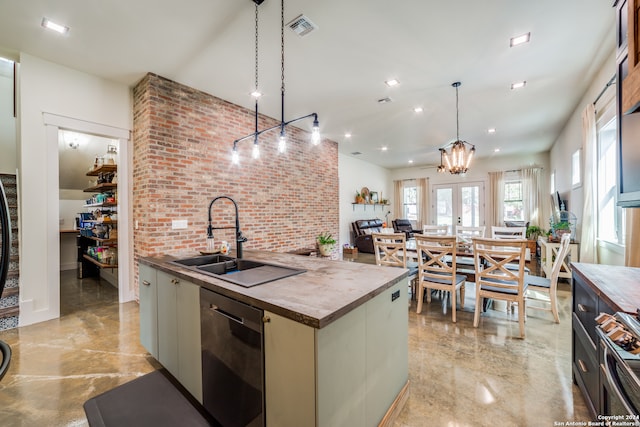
[[139, 250, 409, 329]]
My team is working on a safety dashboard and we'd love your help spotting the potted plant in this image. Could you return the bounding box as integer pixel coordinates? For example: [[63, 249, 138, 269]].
[[553, 221, 571, 240], [317, 232, 336, 256], [355, 191, 365, 204], [526, 225, 544, 241]]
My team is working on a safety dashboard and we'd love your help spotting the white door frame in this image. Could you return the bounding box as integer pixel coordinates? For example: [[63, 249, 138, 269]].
[[432, 181, 486, 230], [44, 113, 134, 306]]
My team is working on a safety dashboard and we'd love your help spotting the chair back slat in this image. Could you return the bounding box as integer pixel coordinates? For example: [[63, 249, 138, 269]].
[[549, 233, 572, 282], [422, 225, 449, 236], [372, 232, 408, 268], [473, 237, 527, 293], [491, 226, 526, 239], [415, 235, 457, 284]]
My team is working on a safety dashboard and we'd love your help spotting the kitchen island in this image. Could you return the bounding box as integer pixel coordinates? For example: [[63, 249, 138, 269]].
[[139, 250, 409, 427]]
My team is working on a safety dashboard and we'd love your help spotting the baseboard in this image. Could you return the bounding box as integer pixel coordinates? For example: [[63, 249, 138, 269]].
[[60, 262, 77, 271], [378, 379, 410, 427]]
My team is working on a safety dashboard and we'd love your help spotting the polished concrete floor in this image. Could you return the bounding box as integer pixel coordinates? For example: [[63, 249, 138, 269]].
[[0, 262, 590, 426]]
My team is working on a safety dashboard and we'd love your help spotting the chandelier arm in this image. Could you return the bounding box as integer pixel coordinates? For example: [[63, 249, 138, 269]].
[[233, 112, 319, 146]]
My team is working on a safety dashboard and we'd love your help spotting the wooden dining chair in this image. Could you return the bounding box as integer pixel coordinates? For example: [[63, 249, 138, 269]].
[[422, 225, 449, 236], [455, 225, 486, 254], [491, 226, 526, 239], [472, 237, 528, 338], [414, 235, 466, 322], [491, 226, 530, 261], [525, 233, 571, 323], [372, 232, 419, 298]]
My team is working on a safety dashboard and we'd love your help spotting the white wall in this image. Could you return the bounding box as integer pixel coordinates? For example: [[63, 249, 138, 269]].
[[59, 195, 84, 271], [0, 61, 16, 174], [18, 53, 132, 326], [549, 49, 621, 265], [339, 154, 391, 248], [390, 152, 551, 227]]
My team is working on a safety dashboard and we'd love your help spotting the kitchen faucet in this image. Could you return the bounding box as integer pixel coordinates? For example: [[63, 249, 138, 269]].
[[207, 196, 247, 259]]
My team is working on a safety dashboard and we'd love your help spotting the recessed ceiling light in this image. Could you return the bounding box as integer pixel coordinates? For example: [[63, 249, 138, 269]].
[[385, 79, 399, 87], [381, 146, 388, 151], [41, 17, 69, 34], [408, 160, 414, 164], [250, 90, 262, 98], [510, 32, 530, 47], [345, 132, 352, 138], [487, 128, 496, 134], [494, 148, 501, 153], [414, 107, 423, 113], [511, 81, 526, 90]]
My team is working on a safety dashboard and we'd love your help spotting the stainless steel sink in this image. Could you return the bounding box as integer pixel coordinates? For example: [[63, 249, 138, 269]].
[[170, 256, 305, 287], [171, 254, 235, 267]]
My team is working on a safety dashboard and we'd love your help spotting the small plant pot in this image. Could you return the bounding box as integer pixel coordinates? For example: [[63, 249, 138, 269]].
[[319, 244, 334, 257]]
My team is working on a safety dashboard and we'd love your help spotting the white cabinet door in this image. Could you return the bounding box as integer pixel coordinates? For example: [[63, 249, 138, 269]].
[[176, 279, 202, 402], [138, 264, 158, 358], [157, 270, 179, 375], [264, 311, 316, 426], [364, 281, 408, 426], [156, 269, 202, 402]]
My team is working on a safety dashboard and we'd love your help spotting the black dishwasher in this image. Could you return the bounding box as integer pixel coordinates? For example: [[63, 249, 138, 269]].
[[200, 288, 264, 427]]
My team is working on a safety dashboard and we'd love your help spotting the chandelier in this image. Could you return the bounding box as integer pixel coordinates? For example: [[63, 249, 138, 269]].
[[438, 81, 475, 175], [231, 0, 320, 164]]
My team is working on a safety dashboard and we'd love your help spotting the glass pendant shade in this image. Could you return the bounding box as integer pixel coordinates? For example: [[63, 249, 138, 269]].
[[278, 131, 286, 153]]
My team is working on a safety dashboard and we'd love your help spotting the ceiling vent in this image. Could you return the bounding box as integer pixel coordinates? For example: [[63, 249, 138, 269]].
[[351, 151, 362, 156], [377, 97, 393, 104], [287, 14, 318, 37]]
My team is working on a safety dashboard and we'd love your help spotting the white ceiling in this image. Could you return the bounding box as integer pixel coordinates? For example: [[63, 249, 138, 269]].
[[0, 0, 615, 169]]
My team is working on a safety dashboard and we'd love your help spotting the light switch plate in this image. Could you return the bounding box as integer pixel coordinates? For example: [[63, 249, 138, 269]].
[[172, 219, 188, 230]]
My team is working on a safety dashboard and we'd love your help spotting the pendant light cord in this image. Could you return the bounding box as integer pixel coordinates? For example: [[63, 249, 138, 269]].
[[280, 0, 285, 126], [254, 2, 259, 137], [455, 84, 460, 142]]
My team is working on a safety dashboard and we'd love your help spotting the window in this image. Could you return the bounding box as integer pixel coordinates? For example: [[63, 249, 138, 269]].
[[403, 183, 417, 221], [503, 180, 524, 222], [596, 109, 625, 244], [572, 149, 581, 188]]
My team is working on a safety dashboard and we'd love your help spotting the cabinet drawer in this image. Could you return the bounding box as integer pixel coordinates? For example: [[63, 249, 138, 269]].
[[573, 274, 599, 345], [573, 318, 599, 416]]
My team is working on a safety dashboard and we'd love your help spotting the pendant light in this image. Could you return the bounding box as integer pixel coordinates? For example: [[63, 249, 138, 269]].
[[438, 82, 475, 175], [231, 0, 320, 164]]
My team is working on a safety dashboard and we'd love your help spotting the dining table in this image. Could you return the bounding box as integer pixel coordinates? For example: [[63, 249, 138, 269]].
[[406, 236, 531, 311]]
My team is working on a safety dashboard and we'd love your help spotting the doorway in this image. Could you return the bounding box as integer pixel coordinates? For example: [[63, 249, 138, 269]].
[[58, 130, 120, 313], [45, 113, 133, 316], [432, 181, 485, 232]]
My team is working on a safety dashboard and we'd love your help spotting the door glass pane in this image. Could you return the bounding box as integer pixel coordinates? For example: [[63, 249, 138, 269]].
[[460, 185, 480, 226], [435, 188, 452, 228]]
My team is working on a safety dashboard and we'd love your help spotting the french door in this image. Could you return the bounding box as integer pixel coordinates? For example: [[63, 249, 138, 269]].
[[432, 182, 485, 232]]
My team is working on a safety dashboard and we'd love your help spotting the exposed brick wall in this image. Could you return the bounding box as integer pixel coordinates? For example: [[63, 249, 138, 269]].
[[132, 73, 338, 291]]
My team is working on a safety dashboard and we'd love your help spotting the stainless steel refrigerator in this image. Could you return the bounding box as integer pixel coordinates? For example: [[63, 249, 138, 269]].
[[0, 179, 12, 380]]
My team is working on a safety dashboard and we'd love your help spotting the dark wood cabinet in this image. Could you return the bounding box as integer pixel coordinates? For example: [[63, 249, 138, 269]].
[[618, 0, 640, 113], [615, 0, 640, 207], [571, 263, 640, 418]]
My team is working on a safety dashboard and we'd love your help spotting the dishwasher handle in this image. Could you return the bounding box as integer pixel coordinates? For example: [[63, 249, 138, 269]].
[[209, 304, 244, 325]]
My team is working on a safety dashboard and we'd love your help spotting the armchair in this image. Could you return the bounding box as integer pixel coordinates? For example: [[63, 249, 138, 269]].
[[351, 219, 384, 253], [392, 219, 422, 239]]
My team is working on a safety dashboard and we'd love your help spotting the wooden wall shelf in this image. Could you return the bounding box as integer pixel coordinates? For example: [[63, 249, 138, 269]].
[[83, 254, 117, 269], [86, 164, 117, 176], [351, 203, 389, 211]]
